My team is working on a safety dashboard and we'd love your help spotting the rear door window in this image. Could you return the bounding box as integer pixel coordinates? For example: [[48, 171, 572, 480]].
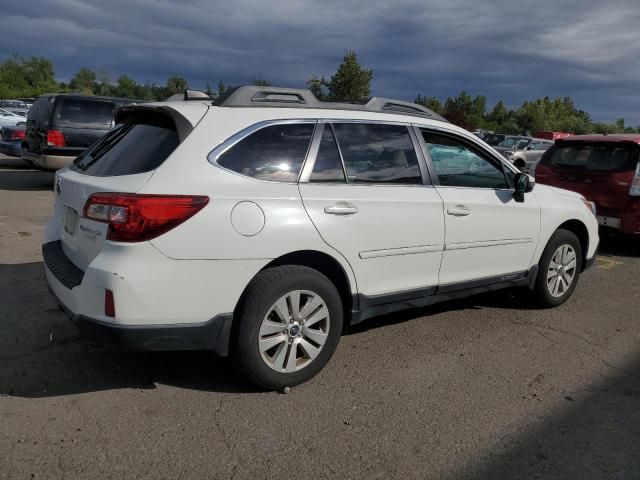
[[216, 123, 315, 182], [331, 123, 422, 184], [71, 114, 179, 176], [542, 143, 639, 172], [56, 98, 116, 129]]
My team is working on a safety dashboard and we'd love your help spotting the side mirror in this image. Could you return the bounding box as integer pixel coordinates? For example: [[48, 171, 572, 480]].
[[514, 172, 534, 201]]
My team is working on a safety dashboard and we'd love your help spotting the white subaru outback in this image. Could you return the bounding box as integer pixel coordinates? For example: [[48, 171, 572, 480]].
[[43, 86, 599, 390]]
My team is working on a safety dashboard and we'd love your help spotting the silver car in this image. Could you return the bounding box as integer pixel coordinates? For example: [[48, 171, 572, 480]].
[[509, 139, 554, 171]]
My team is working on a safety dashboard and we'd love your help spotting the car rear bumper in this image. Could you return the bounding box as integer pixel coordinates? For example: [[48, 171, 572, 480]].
[[595, 203, 640, 234], [33, 154, 75, 170], [0, 140, 22, 157], [48, 284, 233, 353], [41, 236, 263, 355]]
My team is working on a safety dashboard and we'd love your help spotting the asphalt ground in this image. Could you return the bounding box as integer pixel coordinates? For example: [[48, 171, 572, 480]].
[[1, 153, 639, 479]]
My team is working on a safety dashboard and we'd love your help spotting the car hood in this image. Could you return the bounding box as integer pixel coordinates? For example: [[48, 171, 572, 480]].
[[534, 183, 584, 200]]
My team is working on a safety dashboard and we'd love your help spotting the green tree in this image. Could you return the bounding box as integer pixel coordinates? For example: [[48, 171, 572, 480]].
[[166, 75, 188, 95], [252, 76, 270, 86], [306, 74, 325, 99], [115, 75, 137, 98], [414, 94, 442, 114], [217, 80, 231, 97], [0, 55, 59, 98], [441, 91, 486, 131], [307, 50, 372, 101], [325, 50, 372, 101], [69, 67, 96, 94]]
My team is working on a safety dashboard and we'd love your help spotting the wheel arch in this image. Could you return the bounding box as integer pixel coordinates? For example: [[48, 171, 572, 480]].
[[259, 250, 356, 320]]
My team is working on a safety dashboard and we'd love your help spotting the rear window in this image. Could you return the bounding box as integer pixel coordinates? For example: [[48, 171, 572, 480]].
[[71, 114, 179, 177], [27, 97, 53, 124], [541, 142, 639, 172], [56, 98, 116, 128]]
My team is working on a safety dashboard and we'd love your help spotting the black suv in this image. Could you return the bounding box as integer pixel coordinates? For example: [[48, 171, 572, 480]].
[[22, 94, 140, 170]]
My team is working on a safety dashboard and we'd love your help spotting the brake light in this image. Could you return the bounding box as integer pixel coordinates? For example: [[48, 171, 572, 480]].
[[83, 193, 209, 242], [10, 130, 25, 140], [47, 129, 66, 147], [630, 162, 640, 196]]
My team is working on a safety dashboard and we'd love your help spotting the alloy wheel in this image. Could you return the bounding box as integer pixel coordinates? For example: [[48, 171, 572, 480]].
[[258, 290, 330, 372], [546, 244, 577, 298]]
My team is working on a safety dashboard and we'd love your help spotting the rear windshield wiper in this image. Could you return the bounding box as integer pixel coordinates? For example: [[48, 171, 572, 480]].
[[75, 123, 134, 171]]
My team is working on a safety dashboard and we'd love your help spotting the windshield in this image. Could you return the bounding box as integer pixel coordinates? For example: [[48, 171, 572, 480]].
[[483, 134, 505, 146], [542, 142, 639, 172], [498, 137, 529, 148]]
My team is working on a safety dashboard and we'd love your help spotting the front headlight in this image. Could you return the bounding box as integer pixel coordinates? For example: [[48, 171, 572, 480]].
[[582, 199, 596, 216]]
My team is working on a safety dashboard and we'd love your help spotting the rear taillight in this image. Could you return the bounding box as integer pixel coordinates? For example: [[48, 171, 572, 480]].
[[83, 193, 209, 242], [10, 130, 25, 140], [630, 162, 640, 196], [47, 129, 65, 147]]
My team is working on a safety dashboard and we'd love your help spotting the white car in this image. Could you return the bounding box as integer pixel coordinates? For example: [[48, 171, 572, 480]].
[[43, 86, 599, 389], [0, 107, 27, 128]]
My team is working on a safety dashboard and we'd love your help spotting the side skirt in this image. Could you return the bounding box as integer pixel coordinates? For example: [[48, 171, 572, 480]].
[[350, 266, 538, 326]]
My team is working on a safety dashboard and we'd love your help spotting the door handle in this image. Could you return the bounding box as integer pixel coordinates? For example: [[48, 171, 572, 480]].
[[446, 205, 471, 216], [324, 202, 359, 215]]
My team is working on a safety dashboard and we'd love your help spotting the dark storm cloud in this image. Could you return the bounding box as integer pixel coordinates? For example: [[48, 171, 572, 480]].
[[2, 0, 639, 123]]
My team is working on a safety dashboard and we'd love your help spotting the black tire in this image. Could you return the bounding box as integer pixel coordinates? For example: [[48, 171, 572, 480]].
[[533, 229, 582, 308], [230, 265, 343, 390]]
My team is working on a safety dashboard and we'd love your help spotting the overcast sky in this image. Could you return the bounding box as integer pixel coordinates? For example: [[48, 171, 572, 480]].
[[3, 0, 640, 123]]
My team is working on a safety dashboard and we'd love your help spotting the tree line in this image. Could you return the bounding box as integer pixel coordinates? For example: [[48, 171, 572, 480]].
[[0, 51, 636, 135]]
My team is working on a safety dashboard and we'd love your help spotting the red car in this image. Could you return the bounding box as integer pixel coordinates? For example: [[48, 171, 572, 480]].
[[534, 131, 572, 141], [535, 134, 640, 235]]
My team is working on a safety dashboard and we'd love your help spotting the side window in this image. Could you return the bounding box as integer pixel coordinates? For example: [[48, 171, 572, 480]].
[[217, 123, 314, 182], [332, 123, 422, 184], [422, 131, 508, 189], [310, 126, 346, 183]]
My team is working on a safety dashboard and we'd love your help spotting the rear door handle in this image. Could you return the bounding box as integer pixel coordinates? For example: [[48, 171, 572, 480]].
[[324, 202, 359, 215], [446, 205, 471, 216]]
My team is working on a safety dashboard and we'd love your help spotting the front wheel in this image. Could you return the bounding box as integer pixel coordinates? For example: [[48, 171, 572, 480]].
[[533, 229, 582, 308], [231, 265, 343, 390]]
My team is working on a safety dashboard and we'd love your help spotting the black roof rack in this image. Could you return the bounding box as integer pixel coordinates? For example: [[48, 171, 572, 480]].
[[213, 85, 447, 122]]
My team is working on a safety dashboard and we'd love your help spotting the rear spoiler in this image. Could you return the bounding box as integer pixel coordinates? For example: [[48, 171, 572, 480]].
[[114, 105, 196, 142]]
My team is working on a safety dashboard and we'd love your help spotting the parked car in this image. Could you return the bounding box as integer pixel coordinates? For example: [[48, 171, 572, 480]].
[[18, 97, 36, 110], [22, 94, 140, 170], [535, 134, 640, 235], [0, 107, 27, 128], [509, 139, 555, 171], [43, 86, 599, 390], [482, 133, 507, 146], [0, 99, 29, 116], [493, 136, 533, 159], [0, 125, 26, 157], [534, 131, 571, 141]]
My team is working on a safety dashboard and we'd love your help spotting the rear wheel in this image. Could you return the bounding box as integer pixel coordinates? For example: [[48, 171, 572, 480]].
[[533, 229, 582, 307], [231, 265, 343, 390]]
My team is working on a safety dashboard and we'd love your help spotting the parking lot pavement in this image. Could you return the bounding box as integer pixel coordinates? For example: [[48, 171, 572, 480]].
[[1, 153, 639, 479]]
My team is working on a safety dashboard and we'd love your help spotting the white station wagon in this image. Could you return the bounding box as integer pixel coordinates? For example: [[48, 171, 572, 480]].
[[44, 86, 599, 389]]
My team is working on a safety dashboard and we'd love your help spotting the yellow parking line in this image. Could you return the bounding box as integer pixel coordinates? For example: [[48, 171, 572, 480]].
[[596, 257, 623, 270]]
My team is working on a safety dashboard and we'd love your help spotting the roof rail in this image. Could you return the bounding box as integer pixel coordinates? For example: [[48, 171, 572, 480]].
[[165, 89, 218, 102], [214, 85, 447, 122]]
